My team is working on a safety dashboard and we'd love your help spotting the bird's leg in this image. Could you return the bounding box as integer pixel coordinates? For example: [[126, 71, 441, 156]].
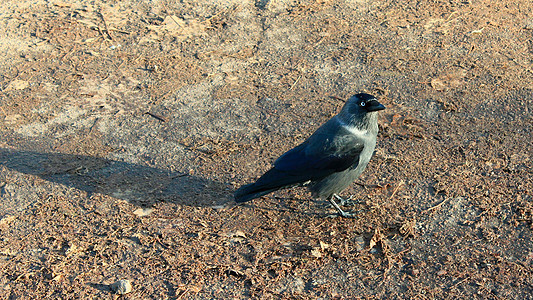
[[328, 195, 354, 218], [333, 194, 359, 206]]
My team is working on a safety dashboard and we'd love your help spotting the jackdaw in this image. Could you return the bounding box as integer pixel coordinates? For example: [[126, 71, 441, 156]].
[[235, 93, 385, 217]]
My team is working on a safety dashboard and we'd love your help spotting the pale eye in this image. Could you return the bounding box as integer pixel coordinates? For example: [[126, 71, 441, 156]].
[[360, 101, 366, 107]]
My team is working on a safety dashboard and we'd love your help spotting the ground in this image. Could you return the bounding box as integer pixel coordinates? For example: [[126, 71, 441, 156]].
[[0, 0, 532, 299]]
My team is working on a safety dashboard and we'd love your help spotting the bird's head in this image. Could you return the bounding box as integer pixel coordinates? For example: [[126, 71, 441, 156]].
[[347, 93, 386, 114], [338, 93, 386, 128]]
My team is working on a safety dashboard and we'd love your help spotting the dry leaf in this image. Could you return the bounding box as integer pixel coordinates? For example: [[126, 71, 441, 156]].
[[233, 230, 246, 238], [368, 238, 377, 250], [76, 19, 99, 30], [369, 228, 383, 250], [430, 69, 467, 91], [226, 230, 247, 243], [319, 241, 330, 250], [5, 80, 29, 91], [65, 242, 84, 257], [4, 114, 21, 123], [133, 208, 153, 217], [400, 217, 417, 237], [0, 215, 16, 226], [53, 1, 71, 8], [430, 78, 446, 91], [52, 274, 63, 281], [310, 248, 323, 258], [147, 15, 208, 41], [81, 37, 99, 44], [0, 249, 17, 256]]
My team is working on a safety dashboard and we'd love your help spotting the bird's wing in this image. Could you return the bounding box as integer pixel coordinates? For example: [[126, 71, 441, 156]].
[[237, 128, 366, 200], [273, 134, 364, 182]]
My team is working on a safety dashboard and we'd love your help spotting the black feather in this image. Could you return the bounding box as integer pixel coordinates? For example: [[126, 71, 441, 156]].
[[234, 140, 363, 203]]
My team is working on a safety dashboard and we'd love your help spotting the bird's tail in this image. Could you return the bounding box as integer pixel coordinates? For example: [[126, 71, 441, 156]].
[[234, 183, 280, 203], [234, 168, 299, 203]]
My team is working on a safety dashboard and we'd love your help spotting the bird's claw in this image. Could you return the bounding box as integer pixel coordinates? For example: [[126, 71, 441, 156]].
[[328, 195, 358, 218], [339, 211, 356, 218], [326, 211, 357, 218], [333, 194, 360, 207]]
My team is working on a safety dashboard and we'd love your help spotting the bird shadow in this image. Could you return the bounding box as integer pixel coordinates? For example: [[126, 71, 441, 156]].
[[0, 148, 233, 208]]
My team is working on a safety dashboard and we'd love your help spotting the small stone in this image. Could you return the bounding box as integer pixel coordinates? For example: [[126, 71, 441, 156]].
[[524, 18, 533, 30], [353, 235, 366, 252], [110, 279, 132, 295]]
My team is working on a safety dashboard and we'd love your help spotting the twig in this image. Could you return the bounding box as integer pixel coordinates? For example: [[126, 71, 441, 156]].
[[60, 45, 79, 61], [423, 197, 450, 213], [388, 180, 404, 200], [168, 15, 183, 27], [176, 287, 189, 300], [96, 26, 108, 42], [328, 95, 345, 102], [98, 11, 114, 41], [145, 112, 168, 122], [86, 117, 99, 136], [0, 106, 7, 117], [354, 182, 384, 189], [289, 75, 301, 90], [451, 277, 469, 289], [108, 28, 130, 35]]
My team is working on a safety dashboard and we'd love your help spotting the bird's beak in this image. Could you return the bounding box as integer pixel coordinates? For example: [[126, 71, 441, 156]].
[[366, 99, 386, 112]]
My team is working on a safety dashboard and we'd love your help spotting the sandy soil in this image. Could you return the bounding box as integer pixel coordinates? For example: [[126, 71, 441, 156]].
[[0, 0, 532, 298]]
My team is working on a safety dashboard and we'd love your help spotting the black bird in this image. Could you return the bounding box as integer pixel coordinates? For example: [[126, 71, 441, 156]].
[[235, 93, 386, 217]]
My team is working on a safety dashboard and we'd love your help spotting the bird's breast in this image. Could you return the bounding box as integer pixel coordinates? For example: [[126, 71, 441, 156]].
[[342, 125, 368, 137]]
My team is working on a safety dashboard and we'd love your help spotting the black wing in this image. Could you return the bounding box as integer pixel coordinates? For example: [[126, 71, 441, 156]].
[[273, 139, 364, 183], [234, 126, 365, 203]]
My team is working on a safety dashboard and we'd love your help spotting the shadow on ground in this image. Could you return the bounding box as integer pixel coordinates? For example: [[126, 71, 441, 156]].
[[0, 148, 233, 208]]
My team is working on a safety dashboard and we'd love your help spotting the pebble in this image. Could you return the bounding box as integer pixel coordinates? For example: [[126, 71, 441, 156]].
[[354, 235, 366, 252], [110, 279, 132, 295]]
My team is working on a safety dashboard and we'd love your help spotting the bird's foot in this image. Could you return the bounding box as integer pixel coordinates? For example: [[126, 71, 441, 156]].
[[333, 194, 360, 207], [338, 210, 356, 218], [326, 210, 358, 218], [328, 195, 357, 218]]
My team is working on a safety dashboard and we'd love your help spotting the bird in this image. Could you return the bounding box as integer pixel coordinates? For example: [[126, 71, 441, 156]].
[[234, 93, 386, 217]]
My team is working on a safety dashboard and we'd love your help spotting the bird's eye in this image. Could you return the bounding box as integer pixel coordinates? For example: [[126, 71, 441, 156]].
[[360, 101, 366, 107]]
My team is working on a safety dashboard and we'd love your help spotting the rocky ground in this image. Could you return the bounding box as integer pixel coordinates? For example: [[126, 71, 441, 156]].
[[0, 0, 532, 298]]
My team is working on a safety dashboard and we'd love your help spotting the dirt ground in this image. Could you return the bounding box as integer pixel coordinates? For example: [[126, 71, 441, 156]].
[[0, 0, 532, 298]]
